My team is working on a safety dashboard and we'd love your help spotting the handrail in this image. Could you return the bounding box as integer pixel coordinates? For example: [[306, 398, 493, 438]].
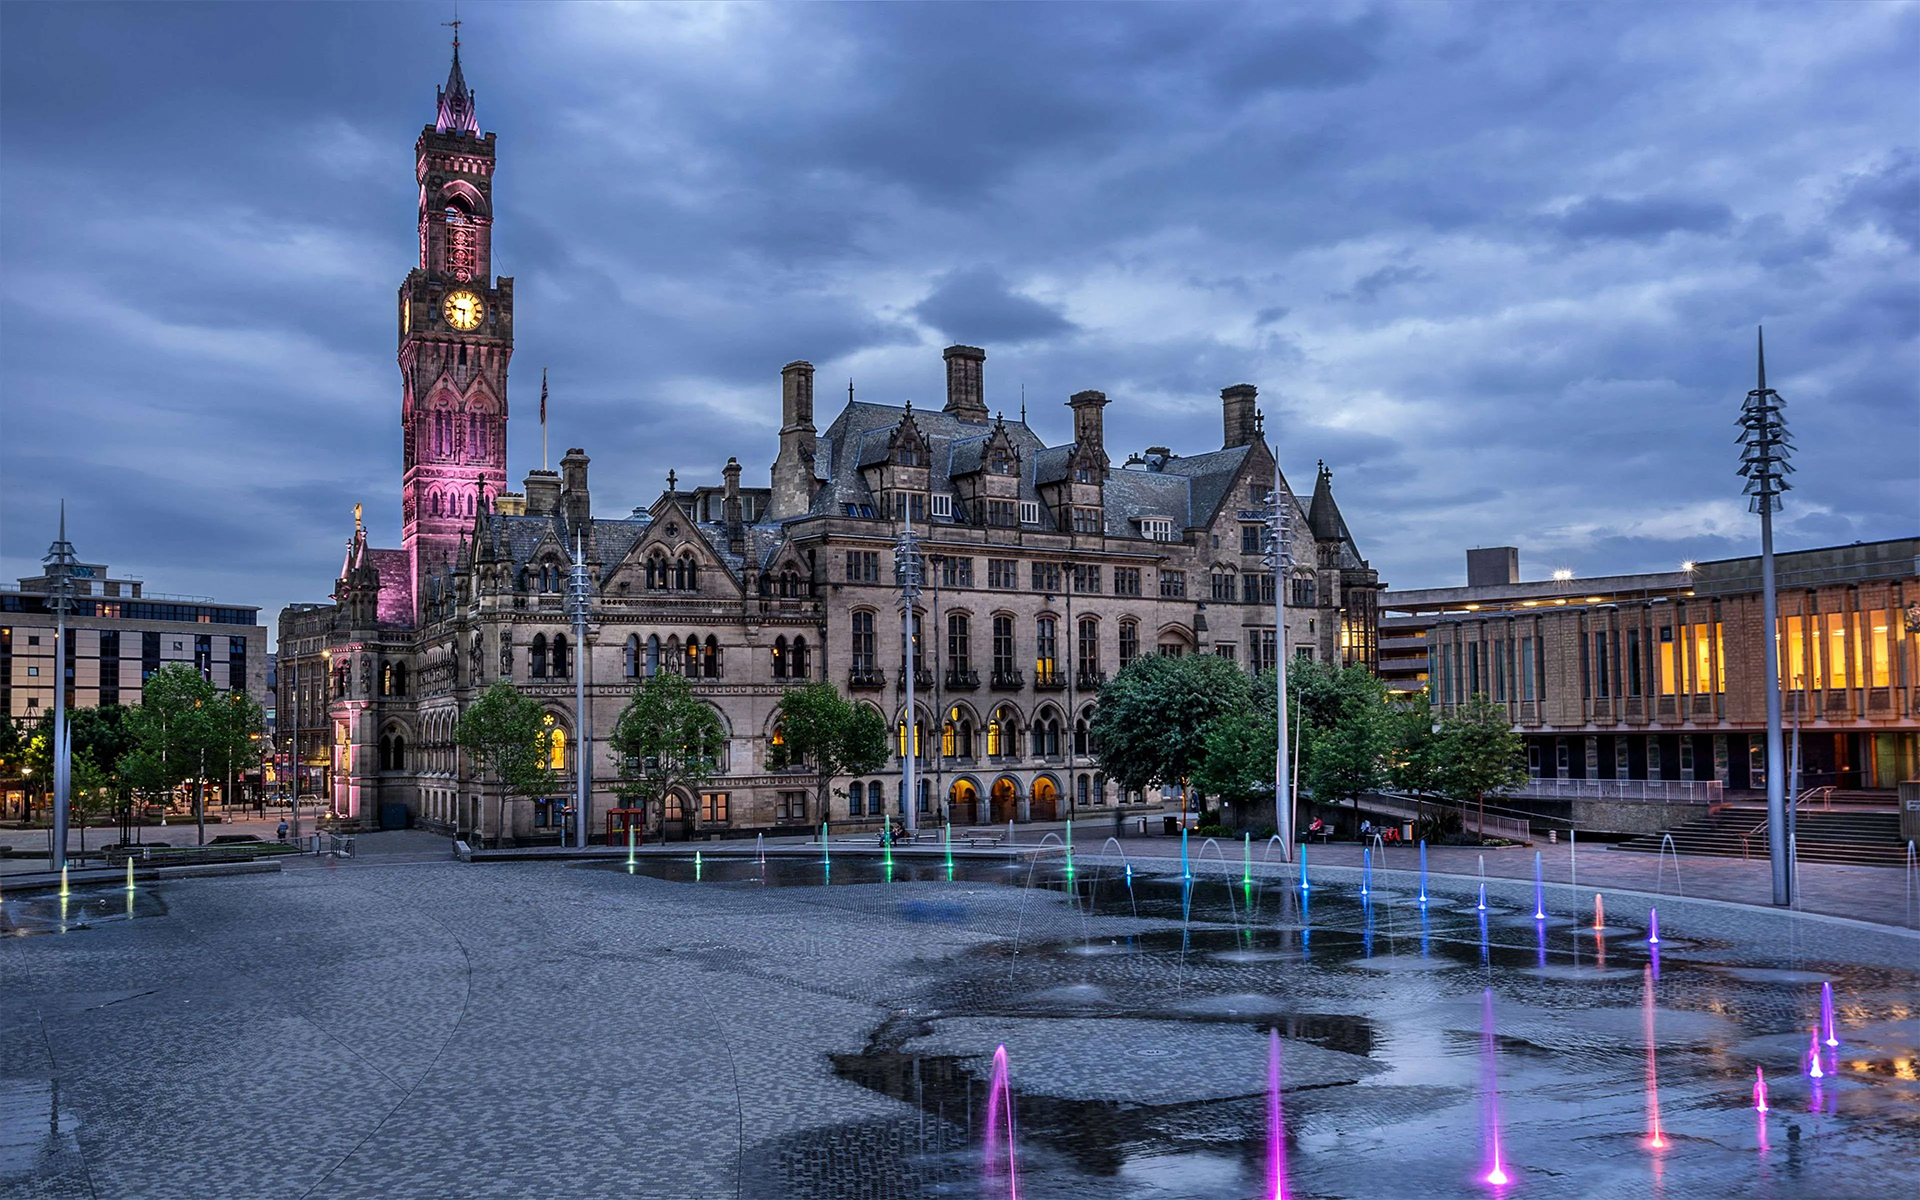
[[1740, 786, 1832, 859]]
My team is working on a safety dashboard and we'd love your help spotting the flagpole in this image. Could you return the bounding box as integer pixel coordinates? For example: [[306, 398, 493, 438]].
[[540, 367, 549, 472]]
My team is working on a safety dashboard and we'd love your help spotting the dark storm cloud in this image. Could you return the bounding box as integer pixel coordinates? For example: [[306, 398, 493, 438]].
[[911, 267, 1078, 345], [2, 0, 1914, 626]]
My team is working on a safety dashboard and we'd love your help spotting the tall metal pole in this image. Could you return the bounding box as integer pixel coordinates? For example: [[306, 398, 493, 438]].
[[1739, 327, 1794, 906], [289, 659, 301, 844], [45, 503, 76, 872], [569, 529, 592, 849], [1266, 459, 1294, 861], [897, 505, 922, 835]]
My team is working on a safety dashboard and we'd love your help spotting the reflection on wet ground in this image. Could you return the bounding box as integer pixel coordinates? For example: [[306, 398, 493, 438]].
[[0, 885, 165, 936], [597, 853, 1920, 1199]]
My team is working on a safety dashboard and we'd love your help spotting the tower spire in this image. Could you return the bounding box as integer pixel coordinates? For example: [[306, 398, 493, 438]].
[[435, 6, 479, 136]]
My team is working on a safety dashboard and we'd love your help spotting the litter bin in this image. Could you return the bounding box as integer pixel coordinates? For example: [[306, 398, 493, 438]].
[[1138, 817, 1149, 836]]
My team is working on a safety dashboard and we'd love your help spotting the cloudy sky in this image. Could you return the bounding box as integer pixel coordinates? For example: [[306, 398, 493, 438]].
[[3, 1, 1914, 631]]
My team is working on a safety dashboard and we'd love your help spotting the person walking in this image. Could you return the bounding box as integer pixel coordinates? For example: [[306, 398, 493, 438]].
[[276, 818, 289, 842]]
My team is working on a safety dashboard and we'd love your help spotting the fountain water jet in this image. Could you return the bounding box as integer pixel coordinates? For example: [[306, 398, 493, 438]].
[[1265, 1028, 1289, 1200], [1477, 882, 1486, 912], [1531, 852, 1545, 920], [1805, 1028, 1824, 1079], [125, 857, 135, 892], [1648, 908, 1661, 945], [1243, 832, 1253, 885], [984, 1044, 1020, 1200], [1418, 840, 1429, 906], [628, 822, 638, 867], [1180, 826, 1191, 881], [1643, 965, 1667, 1149], [1362, 847, 1373, 898], [1820, 981, 1838, 1048], [1481, 989, 1511, 1188], [1753, 1066, 1769, 1112], [1297, 843, 1309, 892], [755, 831, 765, 866], [1594, 893, 1604, 931]]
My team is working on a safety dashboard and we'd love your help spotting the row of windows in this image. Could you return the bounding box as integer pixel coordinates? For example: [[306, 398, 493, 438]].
[[621, 634, 724, 679], [0, 595, 258, 625]]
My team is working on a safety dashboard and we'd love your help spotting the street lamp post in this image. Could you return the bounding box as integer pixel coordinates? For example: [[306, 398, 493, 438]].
[[1738, 327, 1794, 906], [43, 504, 78, 872], [1263, 460, 1294, 860], [895, 506, 923, 836], [567, 529, 593, 849]]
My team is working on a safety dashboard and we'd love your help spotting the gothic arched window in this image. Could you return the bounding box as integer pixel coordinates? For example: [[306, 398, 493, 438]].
[[624, 635, 639, 678], [772, 636, 788, 679], [646, 634, 661, 677], [551, 634, 570, 679], [391, 735, 407, 771], [791, 635, 809, 679], [529, 634, 548, 679], [703, 635, 721, 679]]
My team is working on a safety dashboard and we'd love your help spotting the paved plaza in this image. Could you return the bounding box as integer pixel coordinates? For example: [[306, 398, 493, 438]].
[[4, 831, 1917, 1199]]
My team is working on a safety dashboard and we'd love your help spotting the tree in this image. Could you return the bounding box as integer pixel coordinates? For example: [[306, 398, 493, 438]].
[[609, 673, 725, 837], [1288, 660, 1389, 828], [121, 665, 220, 842], [773, 681, 888, 828], [1434, 694, 1528, 839], [1382, 692, 1444, 832], [1191, 668, 1283, 828], [203, 690, 266, 815], [1090, 653, 1251, 818], [453, 681, 556, 846]]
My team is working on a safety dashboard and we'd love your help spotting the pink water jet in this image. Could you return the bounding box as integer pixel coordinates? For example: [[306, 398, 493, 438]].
[[1593, 893, 1604, 930], [1753, 1066, 1769, 1112], [1266, 1029, 1290, 1200], [1642, 966, 1667, 1150], [985, 1044, 1020, 1200], [1820, 981, 1838, 1048], [1806, 1028, 1824, 1080], [1481, 988, 1512, 1187]]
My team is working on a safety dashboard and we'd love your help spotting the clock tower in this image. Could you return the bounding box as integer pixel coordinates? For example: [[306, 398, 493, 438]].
[[398, 38, 511, 621]]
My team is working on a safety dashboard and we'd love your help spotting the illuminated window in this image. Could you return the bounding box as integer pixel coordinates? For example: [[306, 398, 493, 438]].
[[1825, 611, 1849, 689], [543, 715, 566, 771], [701, 792, 728, 823], [1870, 611, 1891, 687]]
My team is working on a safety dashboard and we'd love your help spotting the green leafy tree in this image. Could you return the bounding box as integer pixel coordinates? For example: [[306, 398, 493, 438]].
[[1434, 694, 1528, 838], [1192, 668, 1287, 828], [121, 665, 220, 840], [609, 673, 725, 837], [1287, 660, 1389, 827], [202, 690, 266, 814], [773, 681, 888, 828], [1091, 653, 1251, 818], [453, 681, 556, 846]]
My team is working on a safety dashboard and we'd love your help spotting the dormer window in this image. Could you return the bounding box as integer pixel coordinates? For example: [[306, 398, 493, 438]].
[[1019, 501, 1040, 525], [893, 443, 926, 467], [931, 494, 952, 519], [1074, 463, 1098, 484], [989, 450, 1016, 475], [1140, 518, 1175, 542]]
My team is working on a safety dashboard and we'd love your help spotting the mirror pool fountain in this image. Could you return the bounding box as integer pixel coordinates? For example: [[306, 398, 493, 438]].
[[583, 850, 1918, 1198]]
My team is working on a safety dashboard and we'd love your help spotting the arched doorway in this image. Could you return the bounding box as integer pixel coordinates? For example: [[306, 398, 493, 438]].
[[950, 779, 981, 826], [990, 776, 1021, 824], [1030, 776, 1059, 822]]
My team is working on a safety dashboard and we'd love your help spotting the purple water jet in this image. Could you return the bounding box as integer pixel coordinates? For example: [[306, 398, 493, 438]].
[[1481, 988, 1511, 1187], [1532, 852, 1545, 920], [1805, 1027, 1824, 1080], [1820, 981, 1838, 1048], [1647, 907, 1661, 945], [1266, 1028, 1289, 1200], [1753, 1065, 1769, 1113], [985, 1044, 1020, 1199]]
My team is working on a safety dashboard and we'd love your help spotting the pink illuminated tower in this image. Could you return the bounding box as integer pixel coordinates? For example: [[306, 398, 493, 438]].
[[398, 32, 512, 620]]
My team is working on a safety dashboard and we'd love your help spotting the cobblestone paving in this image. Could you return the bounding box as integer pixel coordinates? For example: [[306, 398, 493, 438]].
[[2, 840, 1915, 1200]]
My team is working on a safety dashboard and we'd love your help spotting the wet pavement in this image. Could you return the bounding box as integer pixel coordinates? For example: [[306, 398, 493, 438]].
[[1, 844, 1914, 1198]]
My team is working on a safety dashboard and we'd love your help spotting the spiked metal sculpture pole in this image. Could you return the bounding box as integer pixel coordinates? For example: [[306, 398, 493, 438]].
[[1738, 327, 1794, 906], [1264, 461, 1294, 861], [895, 508, 923, 835], [44, 503, 78, 872], [567, 529, 593, 849]]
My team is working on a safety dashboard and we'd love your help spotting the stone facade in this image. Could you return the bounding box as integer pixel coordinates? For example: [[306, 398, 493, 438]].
[[277, 52, 1383, 841], [1416, 539, 1919, 792]]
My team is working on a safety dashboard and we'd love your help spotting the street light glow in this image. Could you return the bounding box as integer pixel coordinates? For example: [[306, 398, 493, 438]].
[[1551, 568, 1574, 582]]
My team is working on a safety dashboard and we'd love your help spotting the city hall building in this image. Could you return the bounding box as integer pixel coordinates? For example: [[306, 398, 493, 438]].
[[278, 47, 1383, 842]]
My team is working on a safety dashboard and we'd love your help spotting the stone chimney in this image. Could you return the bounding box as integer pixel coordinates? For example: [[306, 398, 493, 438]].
[[1067, 389, 1109, 476], [768, 360, 818, 520], [943, 344, 989, 424], [523, 470, 560, 517], [1221, 383, 1259, 449], [558, 447, 591, 536], [723, 456, 745, 552]]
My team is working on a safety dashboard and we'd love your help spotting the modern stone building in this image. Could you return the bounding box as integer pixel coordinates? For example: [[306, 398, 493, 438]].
[[278, 48, 1383, 841], [2, 535, 268, 723], [1386, 540, 1919, 799]]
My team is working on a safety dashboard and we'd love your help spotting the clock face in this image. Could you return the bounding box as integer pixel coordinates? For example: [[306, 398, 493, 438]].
[[443, 290, 484, 331]]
